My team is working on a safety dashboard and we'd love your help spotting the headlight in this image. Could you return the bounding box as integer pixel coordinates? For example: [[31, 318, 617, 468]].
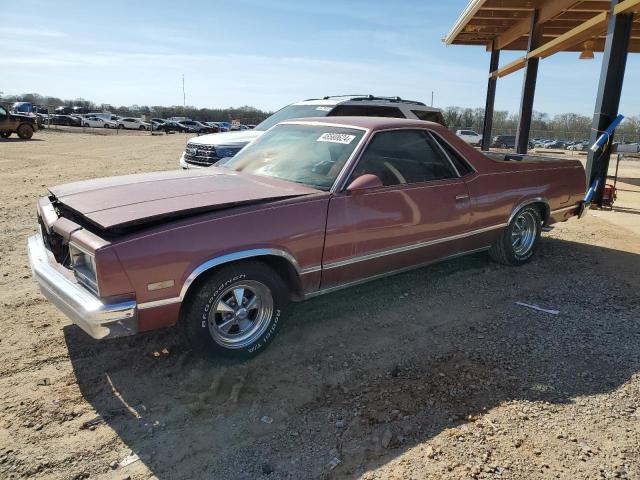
[[69, 242, 98, 294]]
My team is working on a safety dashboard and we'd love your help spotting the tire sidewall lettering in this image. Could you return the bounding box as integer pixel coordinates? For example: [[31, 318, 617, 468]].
[[200, 274, 247, 329]]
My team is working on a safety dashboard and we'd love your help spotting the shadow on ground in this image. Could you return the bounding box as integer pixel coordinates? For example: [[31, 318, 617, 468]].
[[64, 238, 640, 479], [0, 137, 44, 142]]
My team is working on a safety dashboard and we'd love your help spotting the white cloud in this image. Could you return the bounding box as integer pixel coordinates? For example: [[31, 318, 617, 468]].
[[0, 27, 66, 37]]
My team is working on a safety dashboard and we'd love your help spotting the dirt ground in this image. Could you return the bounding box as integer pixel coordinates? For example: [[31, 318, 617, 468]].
[[1, 130, 639, 480]]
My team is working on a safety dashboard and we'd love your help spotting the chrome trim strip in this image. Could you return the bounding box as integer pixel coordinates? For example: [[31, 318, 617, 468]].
[[178, 248, 302, 301], [27, 234, 137, 339], [306, 246, 492, 299], [139, 248, 310, 311], [138, 297, 181, 310], [300, 265, 322, 275], [508, 197, 548, 224], [550, 204, 579, 215], [322, 223, 506, 270]]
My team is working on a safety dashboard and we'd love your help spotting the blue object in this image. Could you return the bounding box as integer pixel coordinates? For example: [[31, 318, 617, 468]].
[[584, 178, 600, 203], [590, 114, 624, 152]]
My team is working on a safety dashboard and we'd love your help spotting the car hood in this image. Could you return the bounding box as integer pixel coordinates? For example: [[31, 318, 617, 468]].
[[188, 130, 262, 147], [49, 168, 319, 231]]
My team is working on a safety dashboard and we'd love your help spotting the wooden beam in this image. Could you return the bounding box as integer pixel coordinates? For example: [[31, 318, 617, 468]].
[[497, 36, 640, 51], [494, 0, 580, 50], [528, 11, 609, 59], [614, 0, 640, 14], [489, 56, 527, 78]]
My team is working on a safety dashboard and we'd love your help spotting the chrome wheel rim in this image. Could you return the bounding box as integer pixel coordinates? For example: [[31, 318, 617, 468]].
[[511, 210, 538, 257], [207, 281, 273, 349]]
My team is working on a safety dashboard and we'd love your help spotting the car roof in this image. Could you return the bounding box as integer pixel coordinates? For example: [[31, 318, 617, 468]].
[[292, 95, 440, 111], [280, 116, 442, 131]]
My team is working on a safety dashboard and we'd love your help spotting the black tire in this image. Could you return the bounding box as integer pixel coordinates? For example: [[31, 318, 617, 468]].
[[118, 124, 124, 129], [17, 124, 34, 140], [489, 205, 542, 266], [0, 132, 11, 138], [104, 124, 110, 129], [182, 261, 289, 360], [139, 125, 145, 130]]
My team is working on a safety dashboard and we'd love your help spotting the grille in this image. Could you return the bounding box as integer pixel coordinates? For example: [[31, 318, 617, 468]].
[[184, 143, 243, 166]]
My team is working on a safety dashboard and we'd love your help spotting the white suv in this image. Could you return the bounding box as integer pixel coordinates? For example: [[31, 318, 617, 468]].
[[455, 129, 483, 146], [179, 95, 446, 168]]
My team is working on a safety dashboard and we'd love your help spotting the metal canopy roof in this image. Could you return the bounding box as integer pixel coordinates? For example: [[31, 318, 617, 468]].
[[445, 0, 640, 53]]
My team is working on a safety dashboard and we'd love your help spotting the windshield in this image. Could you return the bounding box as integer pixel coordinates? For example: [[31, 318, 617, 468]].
[[255, 104, 334, 131], [223, 123, 364, 190]]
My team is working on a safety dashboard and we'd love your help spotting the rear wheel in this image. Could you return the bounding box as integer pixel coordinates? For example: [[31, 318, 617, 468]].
[[17, 124, 34, 140], [182, 261, 289, 360], [489, 205, 541, 266], [118, 124, 124, 129]]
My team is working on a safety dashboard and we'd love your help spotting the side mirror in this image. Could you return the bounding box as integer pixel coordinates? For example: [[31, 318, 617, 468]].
[[346, 174, 383, 193]]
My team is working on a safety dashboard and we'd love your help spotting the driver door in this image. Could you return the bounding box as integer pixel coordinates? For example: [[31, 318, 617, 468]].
[[321, 129, 472, 288]]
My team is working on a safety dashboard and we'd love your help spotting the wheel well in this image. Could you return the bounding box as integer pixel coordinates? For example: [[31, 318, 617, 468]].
[[180, 255, 304, 311], [532, 201, 550, 224]]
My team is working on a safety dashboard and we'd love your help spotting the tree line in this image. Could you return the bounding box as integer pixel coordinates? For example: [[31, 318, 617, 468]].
[[2, 92, 639, 141], [0, 93, 271, 125], [443, 106, 640, 142]]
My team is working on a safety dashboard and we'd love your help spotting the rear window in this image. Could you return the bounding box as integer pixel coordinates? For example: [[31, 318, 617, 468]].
[[328, 105, 405, 118], [410, 110, 447, 126]]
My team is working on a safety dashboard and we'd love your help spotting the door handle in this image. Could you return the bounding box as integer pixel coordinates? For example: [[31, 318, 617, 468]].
[[455, 194, 470, 201]]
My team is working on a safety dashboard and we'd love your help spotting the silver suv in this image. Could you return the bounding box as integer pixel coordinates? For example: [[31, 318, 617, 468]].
[[179, 95, 446, 168]]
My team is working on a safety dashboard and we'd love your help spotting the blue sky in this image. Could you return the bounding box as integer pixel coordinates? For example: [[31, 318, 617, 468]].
[[1, 0, 638, 115]]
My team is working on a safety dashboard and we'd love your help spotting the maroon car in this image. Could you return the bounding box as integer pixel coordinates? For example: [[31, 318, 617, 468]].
[[28, 117, 586, 359]]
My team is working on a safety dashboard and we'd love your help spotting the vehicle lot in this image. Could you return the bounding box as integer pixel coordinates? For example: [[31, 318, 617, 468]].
[[1, 131, 639, 479]]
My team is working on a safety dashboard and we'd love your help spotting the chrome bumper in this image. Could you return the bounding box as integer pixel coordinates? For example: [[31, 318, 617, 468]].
[[27, 234, 137, 339]]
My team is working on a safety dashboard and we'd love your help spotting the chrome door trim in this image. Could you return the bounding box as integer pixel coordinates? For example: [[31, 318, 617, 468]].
[[322, 223, 506, 271], [306, 246, 492, 299]]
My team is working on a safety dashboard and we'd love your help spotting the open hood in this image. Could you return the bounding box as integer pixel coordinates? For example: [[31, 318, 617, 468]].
[[49, 168, 319, 231]]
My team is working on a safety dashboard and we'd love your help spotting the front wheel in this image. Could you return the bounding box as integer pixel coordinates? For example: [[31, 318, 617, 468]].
[[489, 205, 541, 266], [182, 261, 289, 360], [0, 132, 11, 138]]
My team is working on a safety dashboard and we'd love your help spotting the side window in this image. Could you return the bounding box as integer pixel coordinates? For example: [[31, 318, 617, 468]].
[[328, 105, 405, 118], [351, 130, 456, 187], [430, 132, 475, 176]]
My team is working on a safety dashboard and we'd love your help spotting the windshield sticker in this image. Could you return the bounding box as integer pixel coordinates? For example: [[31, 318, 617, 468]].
[[317, 133, 356, 144], [315, 106, 332, 112]]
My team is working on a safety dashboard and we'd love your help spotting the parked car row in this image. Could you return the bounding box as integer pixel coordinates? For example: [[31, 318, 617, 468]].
[[531, 138, 591, 150]]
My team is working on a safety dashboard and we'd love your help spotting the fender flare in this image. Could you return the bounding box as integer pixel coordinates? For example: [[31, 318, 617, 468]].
[[508, 197, 550, 225]]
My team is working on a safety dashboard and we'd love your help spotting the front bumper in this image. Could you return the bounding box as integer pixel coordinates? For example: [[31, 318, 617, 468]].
[[27, 234, 137, 339]]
